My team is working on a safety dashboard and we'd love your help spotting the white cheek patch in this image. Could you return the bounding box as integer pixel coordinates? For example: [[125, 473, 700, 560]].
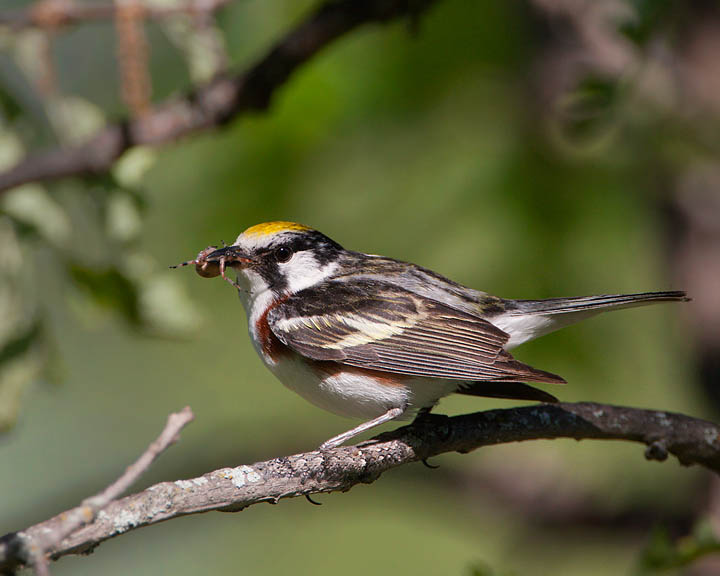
[[237, 268, 269, 298], [235, 268, 272, 329], [279, 252, 338, 294]]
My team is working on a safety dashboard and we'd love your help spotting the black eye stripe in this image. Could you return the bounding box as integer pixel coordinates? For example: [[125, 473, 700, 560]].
[[262, 232, 342, 259], [251, 231, 343, 292]]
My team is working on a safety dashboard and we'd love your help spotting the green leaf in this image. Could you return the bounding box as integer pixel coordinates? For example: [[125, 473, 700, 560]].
[[635, 521, 720, 574], [0, 320, 42, 366], [556, 76, 620, 145], [621, 0, 676, 46], [468, 562, 518, 576], [68, 264, 142, 326], [137, 274, 202, 336], [0, 321, 44, 432], [0, 84, 22, 121], [1, 185, 72, 246]]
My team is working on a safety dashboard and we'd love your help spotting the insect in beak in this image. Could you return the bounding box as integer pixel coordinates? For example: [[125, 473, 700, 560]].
[[170, 245, 253, 289]]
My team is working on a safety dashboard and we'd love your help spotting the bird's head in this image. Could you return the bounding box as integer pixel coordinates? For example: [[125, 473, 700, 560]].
[[193, 221, 344, 297]]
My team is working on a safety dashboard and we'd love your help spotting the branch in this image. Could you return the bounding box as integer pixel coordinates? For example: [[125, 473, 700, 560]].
[[0, 0, 436, 195], [1, 402, 717, 573], [8, 407, 194, 575]]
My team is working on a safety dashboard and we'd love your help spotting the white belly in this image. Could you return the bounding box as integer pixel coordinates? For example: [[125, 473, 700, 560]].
[[266, 353, 458, 420]]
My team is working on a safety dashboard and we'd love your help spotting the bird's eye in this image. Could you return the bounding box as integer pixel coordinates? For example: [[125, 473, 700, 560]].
[[275, 246, 293, 263]]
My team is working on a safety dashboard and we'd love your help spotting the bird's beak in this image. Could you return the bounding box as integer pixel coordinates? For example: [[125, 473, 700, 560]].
[[200, 245, 254, 281], [170, 245, 253, 281], [203, 245, 253, 266]]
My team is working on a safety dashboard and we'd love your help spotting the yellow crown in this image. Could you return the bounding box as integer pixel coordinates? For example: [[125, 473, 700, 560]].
[[242, 221, 312, 237]]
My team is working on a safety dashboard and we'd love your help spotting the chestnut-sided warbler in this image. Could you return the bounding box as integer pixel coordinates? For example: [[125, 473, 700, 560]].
[[173, 221, 687, 449]]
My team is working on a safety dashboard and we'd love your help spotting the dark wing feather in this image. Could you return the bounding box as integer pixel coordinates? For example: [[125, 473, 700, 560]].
[[457, 381, 559, 403], [268, 280, 565, 384]]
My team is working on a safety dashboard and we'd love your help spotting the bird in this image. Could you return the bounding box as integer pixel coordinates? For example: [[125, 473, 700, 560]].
[[172, 221, 688, 450]]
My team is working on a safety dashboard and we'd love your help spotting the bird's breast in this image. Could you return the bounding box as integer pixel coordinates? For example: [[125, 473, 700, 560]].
[[247, 290, 290, 365], [254, 305, 288, 364]]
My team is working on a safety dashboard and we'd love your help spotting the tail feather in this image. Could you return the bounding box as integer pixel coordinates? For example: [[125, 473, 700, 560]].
[[494, 290, 688, 349], [509, 291, 689, 315]]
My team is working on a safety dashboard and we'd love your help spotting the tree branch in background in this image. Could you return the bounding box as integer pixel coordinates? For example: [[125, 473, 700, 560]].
[[0, 0, 437, 195], [7, 407, 194, 575], [0, 402, 717, 573]]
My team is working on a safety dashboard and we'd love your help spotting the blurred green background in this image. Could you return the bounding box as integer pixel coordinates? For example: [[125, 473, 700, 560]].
[[1, 0, 718, 574]]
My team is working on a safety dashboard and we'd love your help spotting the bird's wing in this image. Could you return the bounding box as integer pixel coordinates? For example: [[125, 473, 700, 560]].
[[268, 280, 565, 384]]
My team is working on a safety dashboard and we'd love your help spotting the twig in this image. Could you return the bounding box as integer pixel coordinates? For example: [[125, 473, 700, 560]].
[[16, 407, 194, 575], [0, 0, 234, 31], [0, 0, 438, 195], [0, 402, 717, 573], [115, 0, 153, 116]]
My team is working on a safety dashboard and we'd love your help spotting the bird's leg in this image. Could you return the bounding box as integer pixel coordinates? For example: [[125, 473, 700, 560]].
[[411, 406, 446, 469], [413, 405, 434, 423], [412, 404, 450, 426], [319, 407, 405, 450]]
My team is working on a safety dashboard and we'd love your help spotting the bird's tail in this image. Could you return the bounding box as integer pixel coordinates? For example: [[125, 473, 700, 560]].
[[495, 291, 688, 349], [509, 291, 689, 315]]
